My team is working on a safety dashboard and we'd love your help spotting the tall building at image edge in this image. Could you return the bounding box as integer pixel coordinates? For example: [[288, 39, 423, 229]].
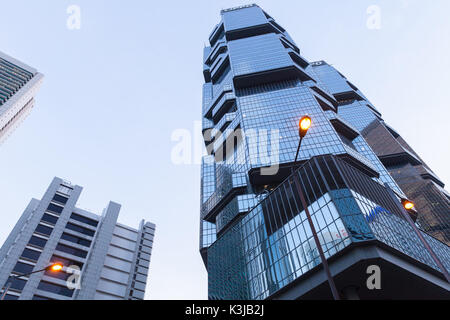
[[0, 177, 155, 300], [0, 51, 43, 145], [200, 4, 450, 300]]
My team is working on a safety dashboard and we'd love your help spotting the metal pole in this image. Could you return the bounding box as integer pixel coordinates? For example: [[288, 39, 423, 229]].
[[0, 264, 61, 300], [292, 173, 341, 300], [384, 185, 450, 283], [291, 138, 303, 176], [294, 138, 303, 165], [0, 282, 12, 300], [406, 215, 450, 283]]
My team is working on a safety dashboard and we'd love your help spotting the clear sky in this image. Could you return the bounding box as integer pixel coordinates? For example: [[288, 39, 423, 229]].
[[0, 0, 449, 300]]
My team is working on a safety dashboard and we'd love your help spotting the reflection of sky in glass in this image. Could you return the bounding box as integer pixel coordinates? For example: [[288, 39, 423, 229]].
[[1, 0, 449, 300]]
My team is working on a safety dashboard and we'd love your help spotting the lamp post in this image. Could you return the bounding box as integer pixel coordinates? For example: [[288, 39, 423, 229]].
[[401, 199, 415, 211], [293, 116, 312, 167], [291, 116, 341, 300], [383, 185, 450, 284], [399, 198, 450, 283], [0, 263, 63, 300]]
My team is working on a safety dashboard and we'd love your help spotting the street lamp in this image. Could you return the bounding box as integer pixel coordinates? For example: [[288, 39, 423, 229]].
[[299, 116, 312, 137], [0, 263, 63, 300], [291, 116, 341, 300], [401, 199, 415, 211], [396, 196, 450, 284], [49, 263, 63, 272], [293, 116, 312, 166]]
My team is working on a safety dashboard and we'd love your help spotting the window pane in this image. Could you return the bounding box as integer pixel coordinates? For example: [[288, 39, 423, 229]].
[[7, 277, 27, 291], [13, 262, 34, 275], [28, 236, 47, 249], [35, 224, 53, 236], [37, 281, 74, 297], [70, 213, 98, 227], [65, 223, 95, 237], [61, 233, 91, 247], [21, 248, 41, 262], [41, 213, 58, 225], [47, 203, 63, 214], [52, 194, 69, 205], [55, 243, 87, 258]]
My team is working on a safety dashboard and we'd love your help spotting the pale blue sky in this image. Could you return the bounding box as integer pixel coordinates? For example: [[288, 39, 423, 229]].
[[0, 0, 449, 300]]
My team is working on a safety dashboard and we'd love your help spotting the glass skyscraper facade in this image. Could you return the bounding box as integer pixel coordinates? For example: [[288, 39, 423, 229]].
[[310, 61, 450, 245], [0, 51, 43, 145], [200, 5, 450, 300], [0, 177, 155, 300]]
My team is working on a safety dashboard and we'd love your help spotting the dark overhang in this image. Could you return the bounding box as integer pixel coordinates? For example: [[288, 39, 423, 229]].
[[269, 241, 450, 300], [330, 118, 359, 140], [334, 90, 365, 102], [421, 173, 445, 188], [226, 23, 274, 42], [248, 152, 380, 189], [379, 151, 422, 167], [233, 65, 314, 89]]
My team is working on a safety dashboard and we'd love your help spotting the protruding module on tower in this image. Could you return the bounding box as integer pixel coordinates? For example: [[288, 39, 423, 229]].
[[310, 60, 450, 245]]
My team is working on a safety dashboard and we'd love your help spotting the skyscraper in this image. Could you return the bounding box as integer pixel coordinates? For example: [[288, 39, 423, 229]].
[[0, 51, 43, 145], [200, 4, 450, 300], [0, 177, 155, 300], [310, 61, 450, 245]]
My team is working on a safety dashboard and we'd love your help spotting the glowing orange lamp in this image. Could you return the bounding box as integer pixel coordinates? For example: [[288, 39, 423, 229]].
[[293, 116, 312, 168], [49, 263, 63, 272], [299, 116, 312, 138], [1, 262, 65, 300], [401, 199, 415, 211]]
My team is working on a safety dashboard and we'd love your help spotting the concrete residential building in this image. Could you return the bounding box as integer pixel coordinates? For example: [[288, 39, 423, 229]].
[[0, 51, 43, 144], [200, 4, 450, 300], [0, 177, 155, 300]]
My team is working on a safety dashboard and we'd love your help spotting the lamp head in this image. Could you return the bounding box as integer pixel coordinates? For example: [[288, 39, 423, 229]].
[[48, 263, 63, 272], [299, 116, 311, 138], [401, 199, 415, 211]]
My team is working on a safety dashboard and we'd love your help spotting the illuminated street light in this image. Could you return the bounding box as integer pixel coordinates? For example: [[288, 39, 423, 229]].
[[294, 116, 312, 166], [49, 263, 63, 272], [290, 115, 340, 300], [393, 194, 450, 283], [299, 116, 312, 138], [401, 199, 415, 211], [1, 263, 64, 300]]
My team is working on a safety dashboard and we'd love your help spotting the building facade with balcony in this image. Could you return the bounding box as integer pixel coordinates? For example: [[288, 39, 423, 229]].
[[0, 177, 155, 300]]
